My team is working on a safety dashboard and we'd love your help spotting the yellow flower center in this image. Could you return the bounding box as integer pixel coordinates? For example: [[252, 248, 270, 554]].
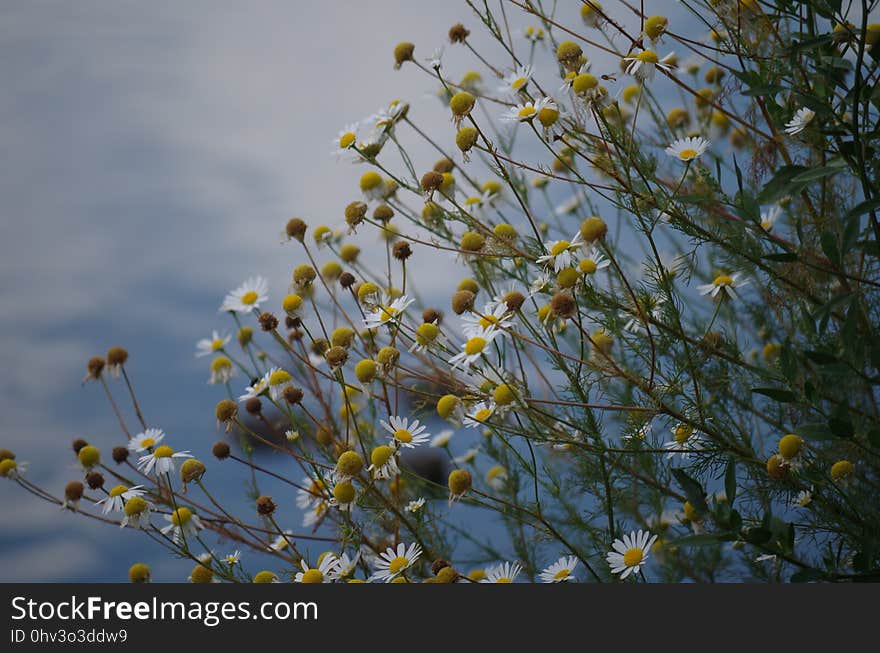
[[511, 76, 528, 90], [378, 305, 399, 320], [713, 274, 734, 287], [478, 315, 499, 329], [211, 338, 224, 350], [579, 259, 598, 274], [623, 548, 643, 567], [550, 240, 571, 256], [339, 132, 356, 149], [140, 437, 156, 448], [371, 445, 394, 468], [517, 105, 537, 119], [496, 577, 513, 583], [678, 148, 698, 160], [394, 428, 413, 443], [761, 220, 772, 230], [109, 485, 128, 498], [464, 337, 487, 356], [301, 569, 323, 584], [154, 445, 173, 458], [269, 369, 292, 386], [474, 408, 492, 422], [171, 507, 192, 526], [241, 290, 259, 305], [388, 556, 410, 575], [674, 425, 693, 444], [553, 568, 571, 580], [636, 49, 659, 63]]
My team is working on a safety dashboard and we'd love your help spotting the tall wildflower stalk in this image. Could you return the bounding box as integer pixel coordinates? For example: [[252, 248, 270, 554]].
[[4, 0, 880, 583]]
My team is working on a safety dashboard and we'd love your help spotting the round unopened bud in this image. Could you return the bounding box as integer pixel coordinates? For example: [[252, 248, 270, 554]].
[[393, 42, 415, 68], [322, 263, 342, 280], [456, 126, 479, 153], [831, 459, 854, 482], [333, 481, 356, 505], [457, 278, 479, 294], [344, 201, 368, 229], [238, 326, 254, 347], [283, 386, 304, 404], [245, 397, 262, 414], [448, 469, 472, 496], [459, 231, 485, 252], [0, 449, 13, 462], [591, 328, 613, 355], [449, 91, 475, 118], [355, 359, 377, 383], [339, 272, 356, 289], [373, 203, 394, 222], [449, 23, 469, 43], [778, 434, 803, 460], [180, 459, 206, 484], [285, 217, 307, 242], [705, 66, 724, 84], [293, 264, 317, 288], [72, 438, 89, 454], [86, 356, 105, 378], [493, 223, 518, 240], [190, 564, 214, 584], [253, 571, 277, 584], [107, 346, 129, 367], [282, 294, 303, 314], [421, 170, 444, 193], [336, 450, 364, 478], [0, 459, 17, 477], [422, 308, 443, 324], [258, 311, 279, 331], [212, 441, 231, 460], [451, 290, 475, 315], [433, 157, 455, 174], [437, 394, 461, 420], [339, 244, 361, 263], [371, 445, 395, 468], [256, 495, 276, 516], [215, 399, 238, 424], [502, 291, 525, 312], [436, 566, 458, 583], [556, 40, 583, 69], [112, 446, 129, 464], [493, 383, 516, 406], [315, 425, 334, 446], [766, 454, 788, 480], [325, 345, 349, 368], [85, 471, 104, 490], [667, 107, 689, 128], [550, 292, 576, 319], [580, 216, 608, 243], [78, 445, 101, 469], [129, 563, 151, 583], [393, 241, 412, 261], [644, 15, 668, 41], [377, 346, 400, 367], [65, 481, 84, 503]]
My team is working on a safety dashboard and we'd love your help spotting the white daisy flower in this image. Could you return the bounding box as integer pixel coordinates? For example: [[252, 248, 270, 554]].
[[285, 429, 300, 442], [784, 107, 815, 135], [663, 422, 706, 459], [195, 330, 231, 357], [454, 447, 480, 464], [208, 356, 235, 385], [332, 123, 359, 157], [554, 189, 586, 216], [296, 476, 329, 510], [481, 561, 522, 583], [521, 25, 545, 42], [499, 97, 557, 123], [426, 46, 444, 70], [577, 248, 611, 283], [464, 401, 495, 429], [137, 446, 192, 478], [119, 496, 152, 529], [96, 484, 145, 515], [462, 302, 514, 339], [665, 136, 710, 162], [560, 62, 592, 92], [498, 64, 533, 95], [624, 49, 675, 82], [580, 1, 604, 28], [303, 502, 330, 529], [238, 371, 271, 402], [792, 487, 813, 508], [485, 465, 508, 490], [539, 556, 579, 582], [334, 552, 361, 579], [224, 551, 241, 565], [0, 459, 27, 479], [449, 328, 500, 369], [381, 415, 430, 449], [697, 272, 748, 300], [607, 529, 658, 579], [368, 445, 400, 480], [295, 555, 340, 583], [220, 276, 268, 314], [430, 430, 454, 448], [371, 542, 422, 582], [127, 428, 165, 453], [537, 232, 584, 272], [362, 295, 415, 330], [406, 498, 426, 513], [266, 368, 293, 402], [760, 205, 781, 231], [530, 273, 552, 295], [161, 507, 203, 545], [268, 530, 294, 552]]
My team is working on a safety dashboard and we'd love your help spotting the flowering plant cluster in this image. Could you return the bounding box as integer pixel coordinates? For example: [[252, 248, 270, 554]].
[[4, 0, 880, 583]]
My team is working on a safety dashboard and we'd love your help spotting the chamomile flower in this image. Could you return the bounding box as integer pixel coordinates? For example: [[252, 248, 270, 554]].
[[784, 107, 815, 135], [269, 530, 294, 552], [120, 496, 152, 529], [0, 459, 27, 479], [127, 428, 165, 453], [371, 542, 422, 582], [537, 232, 583, 272], [577, 248, 610, 283], [296, 476, 329, 510], [539, 556, 579, 582], [624, 49, 675, 82], [220, 276, 268, 314], [161, 507, 203, 545], [554, 189, 586, 215], [96, 485, 146, 515], [426, 46, 444, 70], [295, 555, 340, 583], [481, 561, 522, 583], [665, 136, 710, 162], [430, 430, 454, 448], [238, 371, 270, 402], [464, 401, 495, 428], [208, 356, 235, 385], [792, 487, 813, 508], [303, 502, 329, 529], [499, 97, 557, 123], [195, 331, 230, 357], [406, 498, 426, 513], [449, 329, 500, 369], [663, 423, 705, 459], [607, 529, 657, 579], [381, 415, 430, 449], [697, 272, 748, 300], [498, 64, 533, 95], [224, 551, 241, 566], [362, 295, 415, 330], [760, 205, 781, 231], [266, 368, 293, 402], [368, 445, 400, 480], [454, 448, 480, 464], [521, 25, 546, 43], [332, 123, 359, 157], [486, 465, 508, 490], [137, 445, 192, 477], [462, 302, 514, 339]]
